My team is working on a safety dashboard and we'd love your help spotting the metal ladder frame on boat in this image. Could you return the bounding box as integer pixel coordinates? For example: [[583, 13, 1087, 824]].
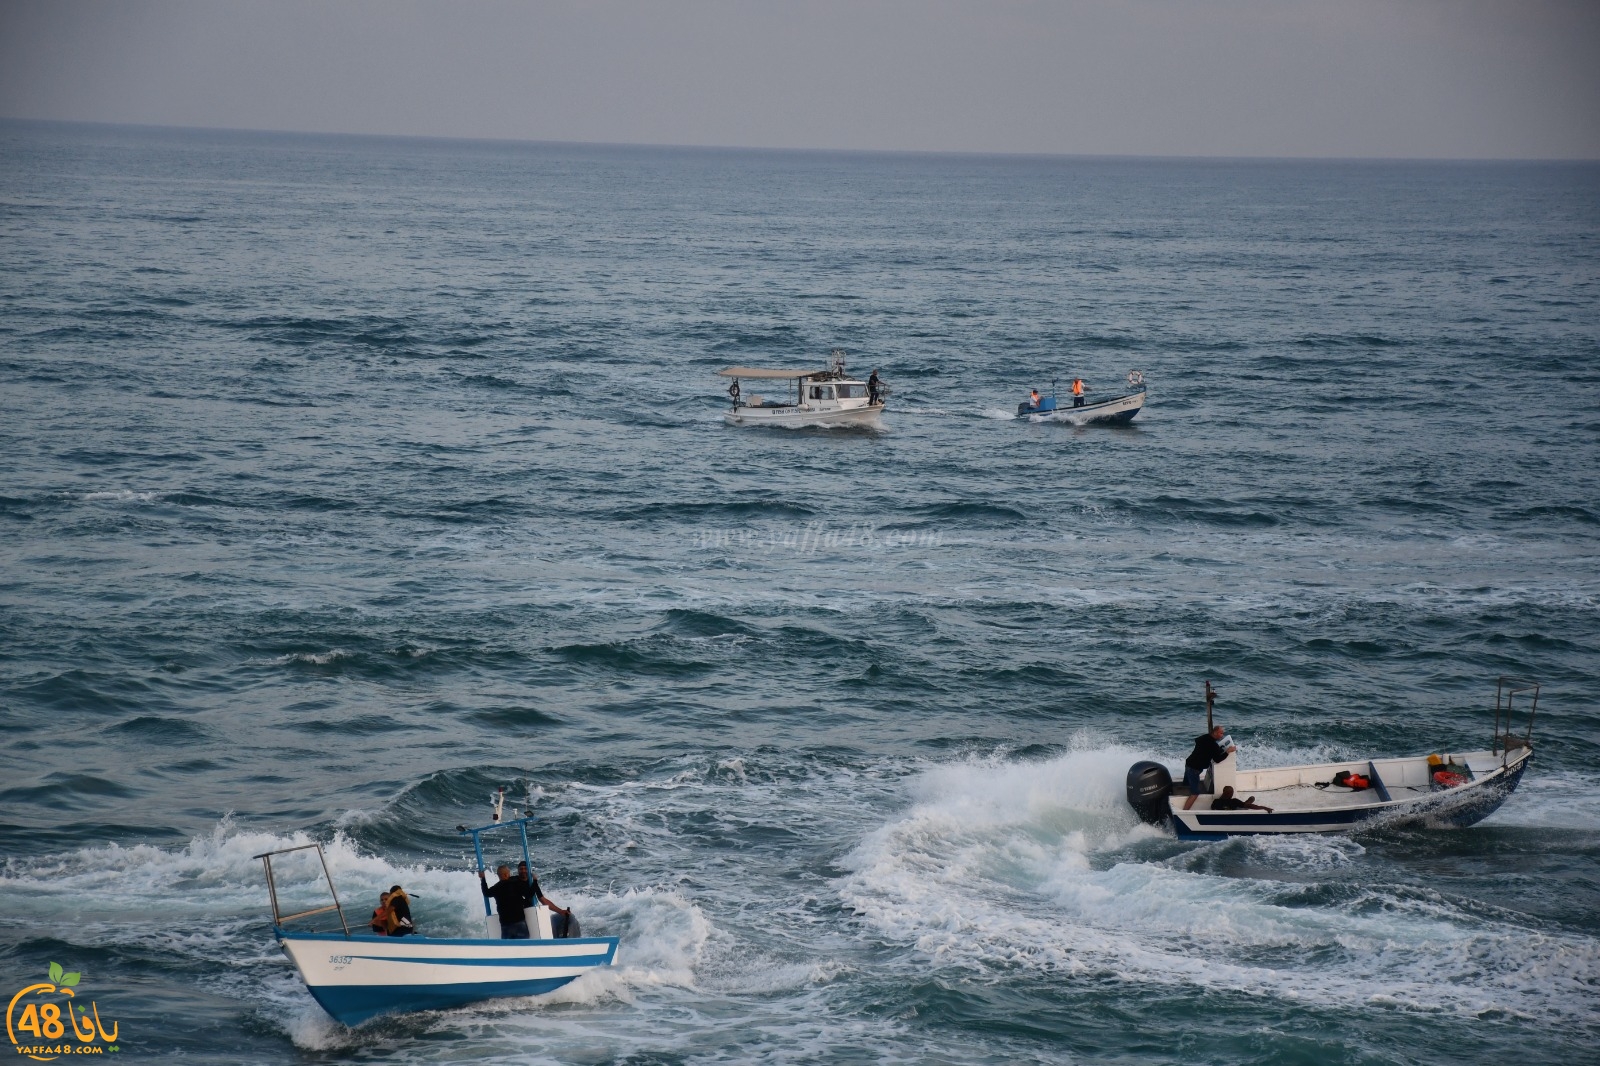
[[1492, 676, 1539, 762], [255, 842, 352, 936], [457, 814, 539, 923]]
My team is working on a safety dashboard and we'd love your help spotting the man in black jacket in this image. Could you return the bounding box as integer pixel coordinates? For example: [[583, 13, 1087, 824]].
[[517, 861, 575, 938], [480, 864, 530, 939], [1182, 725, 1237, 810]]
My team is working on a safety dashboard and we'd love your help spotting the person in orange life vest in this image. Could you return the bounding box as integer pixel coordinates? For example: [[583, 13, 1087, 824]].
[[1071, 377, 1085, 407], [385, 885, 416, 936], [369, 891, 391, 934], [1029, 388, 1041, 409]]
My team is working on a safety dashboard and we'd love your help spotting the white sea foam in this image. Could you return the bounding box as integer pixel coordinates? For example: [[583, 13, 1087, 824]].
[[1482, 770, 1600, 829], [264, 649, 353, 666], [82, 489, 161, 503]]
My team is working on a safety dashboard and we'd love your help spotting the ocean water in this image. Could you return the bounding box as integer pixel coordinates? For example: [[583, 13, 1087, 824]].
[[1, 120, 1598, 1064]]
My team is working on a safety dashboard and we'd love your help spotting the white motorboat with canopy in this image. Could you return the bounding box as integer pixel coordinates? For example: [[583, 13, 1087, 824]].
[[719, 349, 886, 428], [256, 791, 617, 1026], [1017, 371, 1146, 425], [1126, 678, 1538, 840]]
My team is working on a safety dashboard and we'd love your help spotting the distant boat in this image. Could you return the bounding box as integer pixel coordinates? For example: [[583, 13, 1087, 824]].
[[257, 800, 617, 1026], [1017, 371, 1145, 425], [719, 349, 886, 428], [1125, 678, 1538, 840]]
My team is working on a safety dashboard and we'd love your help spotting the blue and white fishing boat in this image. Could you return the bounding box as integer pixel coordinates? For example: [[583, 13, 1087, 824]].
[[1017, 371, 1146, 425], [1125, 678, 1538, 840], [256, 797, 618, 1026]]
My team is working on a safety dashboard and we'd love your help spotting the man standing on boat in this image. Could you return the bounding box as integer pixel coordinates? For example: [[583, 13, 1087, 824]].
[[1071, 377, 1086, 407], [868, 369, 883, 406], [1182, 724, 1237, 810], [518, 860, 576, 938], [480, 864, 532, 939]]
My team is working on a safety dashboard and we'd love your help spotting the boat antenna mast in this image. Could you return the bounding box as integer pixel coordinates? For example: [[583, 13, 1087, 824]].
[[458, 792, 538, 919], [1205, 680, 1216, 731], [829, 348, 847, 379]]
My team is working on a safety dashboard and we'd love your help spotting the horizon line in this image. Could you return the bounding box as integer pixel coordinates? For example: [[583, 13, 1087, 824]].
[[4, 115, 1597, 167]]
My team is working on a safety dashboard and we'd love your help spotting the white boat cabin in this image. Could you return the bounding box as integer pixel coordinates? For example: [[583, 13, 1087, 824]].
[[718, 350, 885, 428]]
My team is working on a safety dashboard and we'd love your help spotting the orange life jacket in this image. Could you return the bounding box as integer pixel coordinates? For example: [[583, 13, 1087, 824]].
[[1072, 379, 1084, 396]]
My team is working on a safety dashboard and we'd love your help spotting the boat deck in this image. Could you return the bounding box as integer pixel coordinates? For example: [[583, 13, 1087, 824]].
[[1183, 781, 1434, 812], [1173, 749, 1505, 814]]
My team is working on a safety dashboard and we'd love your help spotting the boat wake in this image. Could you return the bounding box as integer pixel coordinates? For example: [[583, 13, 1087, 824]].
[[834, 745, 1600, 1027]]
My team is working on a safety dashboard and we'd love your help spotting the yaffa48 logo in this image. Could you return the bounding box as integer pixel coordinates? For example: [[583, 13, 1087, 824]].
[[6, 962, 120, 1060]]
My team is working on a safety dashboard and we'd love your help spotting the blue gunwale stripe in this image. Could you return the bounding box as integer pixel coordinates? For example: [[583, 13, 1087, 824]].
[[278, 930, 619, 949], [345, 953, 611, 968], [1193, 806, 1375, 826]]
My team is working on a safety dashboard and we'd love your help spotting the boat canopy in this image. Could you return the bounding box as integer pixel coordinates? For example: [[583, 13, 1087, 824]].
[[717, 367, 817, 380]]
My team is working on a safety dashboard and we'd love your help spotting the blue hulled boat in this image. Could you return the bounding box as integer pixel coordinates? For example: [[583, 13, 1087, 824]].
[[257, 799, 618, 1026], [1017, 371, 1146, 424]]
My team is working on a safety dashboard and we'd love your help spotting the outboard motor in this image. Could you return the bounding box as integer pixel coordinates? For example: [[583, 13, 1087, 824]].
[[1126, 761, 1173, 824]]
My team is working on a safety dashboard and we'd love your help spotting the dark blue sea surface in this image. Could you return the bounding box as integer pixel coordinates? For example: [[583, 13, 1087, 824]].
[[1, 121, 1598, 1064]]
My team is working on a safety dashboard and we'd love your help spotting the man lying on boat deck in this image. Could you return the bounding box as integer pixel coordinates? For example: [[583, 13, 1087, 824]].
[[1209, 786, 1273, 814], [1182, 725, 1238, 810]]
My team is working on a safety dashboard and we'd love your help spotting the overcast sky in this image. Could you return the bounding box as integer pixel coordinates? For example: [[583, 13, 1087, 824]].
[[1, 0, 1596, 159]]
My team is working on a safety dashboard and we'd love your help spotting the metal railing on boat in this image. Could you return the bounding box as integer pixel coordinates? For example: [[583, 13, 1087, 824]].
[[1493, 677, 1540, 759], [254, 842, 351, 937]]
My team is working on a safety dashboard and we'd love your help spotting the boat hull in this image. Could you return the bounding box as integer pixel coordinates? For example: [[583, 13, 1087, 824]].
[[1019, 387, 1144, 425], [1166, 747, 1531, 840], [724, 404, 885, 429], [277, 930, 620, 1026]]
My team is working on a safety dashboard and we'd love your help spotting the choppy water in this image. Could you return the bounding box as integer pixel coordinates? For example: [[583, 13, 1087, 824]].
[[1, 121, 1598, 1064]]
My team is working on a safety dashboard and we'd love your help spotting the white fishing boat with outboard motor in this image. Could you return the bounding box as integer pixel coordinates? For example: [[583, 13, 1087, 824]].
[[1125, 678, 1538, 840], [1017, 371, 1146, 425], [719, 349, 886, 428], [256, 790, 618, 1026]]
